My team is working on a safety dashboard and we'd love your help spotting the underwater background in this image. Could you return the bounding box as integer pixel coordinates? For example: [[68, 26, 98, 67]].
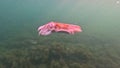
[[0, 0, 120, 68]]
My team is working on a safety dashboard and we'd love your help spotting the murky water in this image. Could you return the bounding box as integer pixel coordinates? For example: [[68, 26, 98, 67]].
[[0, 0, 120, 68]]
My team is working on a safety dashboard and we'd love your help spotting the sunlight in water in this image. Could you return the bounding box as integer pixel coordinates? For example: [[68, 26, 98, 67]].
[[116, 0, 120, 4]]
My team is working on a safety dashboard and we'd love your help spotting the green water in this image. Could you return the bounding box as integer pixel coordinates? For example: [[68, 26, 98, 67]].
[[0, 0, 120, 68]]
